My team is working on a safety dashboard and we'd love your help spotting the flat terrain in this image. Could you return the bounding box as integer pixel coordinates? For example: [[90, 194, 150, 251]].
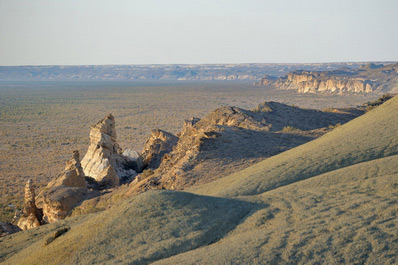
[[0, 80, 377, 221]]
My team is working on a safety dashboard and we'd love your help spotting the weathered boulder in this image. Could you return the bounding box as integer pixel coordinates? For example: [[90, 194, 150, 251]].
[[141, 129, 178, 169], [17, 180, 42, 230], [36, 151, 98, 223], [47, 150, 87, 189], [41, 186, 89, 223], [81, 114, 141, 185]]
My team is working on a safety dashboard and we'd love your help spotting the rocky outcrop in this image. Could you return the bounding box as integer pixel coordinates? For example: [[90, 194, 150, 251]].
[[275, 71, 374, 93], [81, 114, 142, 185], [47, 150, 87, 189], [37, 151, 98, 223], [41, 186, 89, 223], [127, 102, 362, 196], [17, 180, 42, 230], [141, 129, 178, 169], [257, 75, 277, 86], [259, 63, 398, 94]]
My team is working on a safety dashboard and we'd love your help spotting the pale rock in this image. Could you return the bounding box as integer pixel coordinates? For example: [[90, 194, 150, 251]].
[[47, 150, 87, 189], [81, 114, 141, 184], [96, 165, 119, 188], [141, 129, 178, 169], [42, 186, 88, 223], [17, 180, 42, 230]]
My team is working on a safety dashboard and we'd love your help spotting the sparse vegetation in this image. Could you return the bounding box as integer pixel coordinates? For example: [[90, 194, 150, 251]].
[[328, 122, 341, 129], [363, 93, 395, 112], [0, 81, 379, 222], [141, 169, 155, 179], [281, 126, 301, 133]]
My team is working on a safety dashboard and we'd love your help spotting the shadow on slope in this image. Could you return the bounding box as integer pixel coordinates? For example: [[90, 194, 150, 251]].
[[129, 101, 359, 193], [191, 95, 398, 197], [153, 155, 398, 264], [0, 190, 260, 265]]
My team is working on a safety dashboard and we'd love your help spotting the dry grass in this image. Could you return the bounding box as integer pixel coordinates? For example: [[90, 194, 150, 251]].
[[0, 80, 377, 222]]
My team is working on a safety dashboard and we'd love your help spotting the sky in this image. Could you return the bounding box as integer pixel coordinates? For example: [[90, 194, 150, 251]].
[[0, 0, 397, 66]]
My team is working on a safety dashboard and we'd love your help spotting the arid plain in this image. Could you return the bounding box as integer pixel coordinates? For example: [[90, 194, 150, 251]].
[[0, 80, 378, 221]]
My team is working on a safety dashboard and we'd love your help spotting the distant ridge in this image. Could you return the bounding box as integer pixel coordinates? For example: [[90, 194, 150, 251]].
[[0, 62, 390, 81]]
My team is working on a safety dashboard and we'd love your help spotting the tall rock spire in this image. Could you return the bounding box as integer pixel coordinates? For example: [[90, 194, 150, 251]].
[[81, 114, 141, 187], [17, 180, 42, 230]]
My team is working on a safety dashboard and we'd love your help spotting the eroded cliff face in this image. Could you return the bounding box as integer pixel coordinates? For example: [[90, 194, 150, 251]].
[[275, 71, 374, 93], [259, 63, 398, 94]]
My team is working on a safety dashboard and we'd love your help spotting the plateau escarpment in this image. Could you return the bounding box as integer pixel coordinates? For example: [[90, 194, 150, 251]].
[[259, 63, 398, 94]]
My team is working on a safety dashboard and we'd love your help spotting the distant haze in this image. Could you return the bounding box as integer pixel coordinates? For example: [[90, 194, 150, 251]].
[[1, 0, 397, 66]]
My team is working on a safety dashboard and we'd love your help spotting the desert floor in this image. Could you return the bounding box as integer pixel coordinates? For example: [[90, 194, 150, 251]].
[[0, 80, 377, 221]]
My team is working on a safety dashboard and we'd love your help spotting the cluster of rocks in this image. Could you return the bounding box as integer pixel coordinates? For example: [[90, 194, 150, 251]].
[[14, 114, 143, 231], [12, 103, 363, 231], [258, 63, 398, 94]]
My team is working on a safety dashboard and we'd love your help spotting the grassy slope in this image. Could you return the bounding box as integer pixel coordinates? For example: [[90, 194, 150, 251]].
[[190, 95, 398, 197], [0, 191, 259, 265], [154, 154, 398, 264], [1, 96, 398, 264]]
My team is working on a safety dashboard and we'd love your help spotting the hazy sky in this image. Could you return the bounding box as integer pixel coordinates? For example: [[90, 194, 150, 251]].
[[1, 0, 397, 65]]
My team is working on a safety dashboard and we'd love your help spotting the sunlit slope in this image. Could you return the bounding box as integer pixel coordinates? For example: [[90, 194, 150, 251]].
[[0, 191, 256, 265], [154, 155, 398, 264], [192, 95, 398, 197]]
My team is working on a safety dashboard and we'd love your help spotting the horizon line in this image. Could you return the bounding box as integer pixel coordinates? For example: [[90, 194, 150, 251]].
[[1, 60, 398, 67]]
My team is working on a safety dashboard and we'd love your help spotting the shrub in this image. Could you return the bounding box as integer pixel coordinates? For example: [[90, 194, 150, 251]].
[[281, 126, 300, 133]]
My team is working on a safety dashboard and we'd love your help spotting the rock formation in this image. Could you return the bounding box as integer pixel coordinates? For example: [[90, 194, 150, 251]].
[[81, 114, 141, 185], [141, 129, 178, 169], [41, 186, 89, 223], [127, 102, 362, 196], [17, 180, 42, 230], [47, 150, 87, 189], [259, 63, 398, 94], [36, 151, 98, 223]]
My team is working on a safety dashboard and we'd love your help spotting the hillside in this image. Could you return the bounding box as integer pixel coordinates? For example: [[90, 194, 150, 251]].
[[259, 63, 398, 94], [127, 102, 359, 195], [1, 96, 397, 264]]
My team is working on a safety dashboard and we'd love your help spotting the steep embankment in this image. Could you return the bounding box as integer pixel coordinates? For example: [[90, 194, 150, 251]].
[[1, 96, 397, 264], [259, 63, 398, 94]]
